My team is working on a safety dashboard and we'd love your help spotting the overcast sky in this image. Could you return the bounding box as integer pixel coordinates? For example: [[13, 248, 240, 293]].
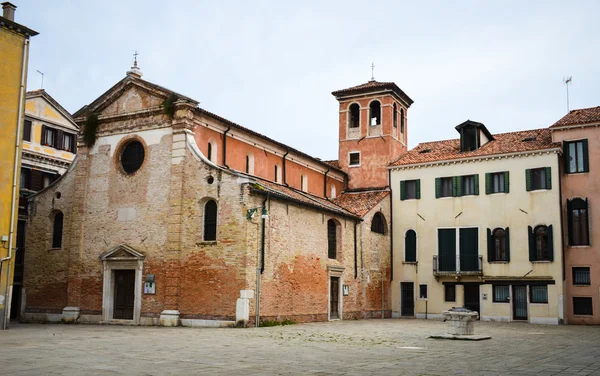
[[15, 0, 600, 161]]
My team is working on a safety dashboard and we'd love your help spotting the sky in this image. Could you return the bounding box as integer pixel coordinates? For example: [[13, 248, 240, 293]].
[[14, 0, 600, 161]]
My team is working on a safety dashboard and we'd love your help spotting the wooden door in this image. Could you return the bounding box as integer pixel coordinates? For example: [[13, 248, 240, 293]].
[[463, 284, 480, 317], [438, 229, 456, 272], [113, 270, 135, 320], [400, 282, 414, 317], [459, 228, 479, 272], [513, 285, 528, 320], [330, 277, 340, 319]]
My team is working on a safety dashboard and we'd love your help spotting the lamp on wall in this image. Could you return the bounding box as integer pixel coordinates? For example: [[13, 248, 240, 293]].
[[246, 207, 268, 220]]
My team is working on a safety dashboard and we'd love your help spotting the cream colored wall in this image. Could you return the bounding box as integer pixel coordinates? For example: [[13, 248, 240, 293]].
[[390, 151, 563, 323]]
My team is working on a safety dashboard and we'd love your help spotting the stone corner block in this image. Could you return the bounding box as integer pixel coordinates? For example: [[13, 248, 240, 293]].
[[61, 306, 81, 323], [159, 310, 180, 327]]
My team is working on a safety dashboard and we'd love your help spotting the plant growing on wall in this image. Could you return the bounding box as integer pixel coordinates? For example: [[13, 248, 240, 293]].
[[83, 112, 99, 148], [161, 94, 178, 119]]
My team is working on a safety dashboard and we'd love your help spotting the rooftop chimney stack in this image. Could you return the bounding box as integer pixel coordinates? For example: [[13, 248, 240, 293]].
[[2, 2, 16, 21]]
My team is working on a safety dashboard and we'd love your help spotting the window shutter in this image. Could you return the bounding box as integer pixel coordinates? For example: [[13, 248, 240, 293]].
[[400, 180, 406, 201], [504, 171, 510, 193], [545, 167, 552, 190], [72, 134, 78, 154], [487, 228, 494, 262], [435, 178, 441, 198], [41, 125, 47, 146], [505, 227, 510, 262], [525, 169, 532, 191], [453, 176, 462, 197], [474, 174, 479, 195], [528, 226, 536, 261], [415, 179, 421, 200], [566, 199, 573, 246], [485, 173, 491, 195], [582, 139, 589, 173], [23, 120, 32, 141], [30, 169, 43, 191], [563, 141, 570, 173], [56, 130, 64, 150], [547, 224, 554, 261]]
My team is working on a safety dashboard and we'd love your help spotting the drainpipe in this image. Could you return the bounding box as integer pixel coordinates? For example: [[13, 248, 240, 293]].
[[323, 166, 330, 198], [354, 221, 358, 279], [222, 123, 231, 168], [2, 38, 29, 330], [255, 195, 268, 327], [389, 169, 394, 281], [282, 148, 289, 187]]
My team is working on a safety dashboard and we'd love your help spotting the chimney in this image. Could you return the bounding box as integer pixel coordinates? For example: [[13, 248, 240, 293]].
[[2, 2, 16, 21]]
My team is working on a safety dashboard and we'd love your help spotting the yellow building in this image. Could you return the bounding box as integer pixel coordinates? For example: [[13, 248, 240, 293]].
[[0, 2, 38, 330], [390, 121, 564, 324]]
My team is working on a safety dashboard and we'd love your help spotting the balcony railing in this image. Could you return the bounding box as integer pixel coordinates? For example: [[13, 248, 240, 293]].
[[433, 255, 483, 276]]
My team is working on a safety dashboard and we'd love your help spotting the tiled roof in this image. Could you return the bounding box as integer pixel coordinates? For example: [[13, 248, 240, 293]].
[[390, 128, 560, 167], [332, 190, 389, 217], [250, 179, 359, 219], [550, 106, 600, 128], [323, 160, 340, 169], [331, 80, 414, 106]]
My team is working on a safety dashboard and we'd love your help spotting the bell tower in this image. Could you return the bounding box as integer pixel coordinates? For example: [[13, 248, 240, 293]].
[[332, 80, 413, 190]]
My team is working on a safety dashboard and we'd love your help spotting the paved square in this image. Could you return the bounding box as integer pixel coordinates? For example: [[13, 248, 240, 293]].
[[2, 319, 600, 375]]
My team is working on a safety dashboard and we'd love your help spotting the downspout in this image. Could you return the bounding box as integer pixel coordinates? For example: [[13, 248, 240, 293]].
[[255, 195, 268, 327], [282, 148, 289, 187], [2, 38, 29, 330], [354, 221, 358, 279], [222, 123, 231, 168], [557, 151, 566, 323], [323, 166, 330, 198], [389, 169, 394, 281]]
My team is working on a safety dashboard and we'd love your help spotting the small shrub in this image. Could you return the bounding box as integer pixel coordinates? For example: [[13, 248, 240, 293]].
[[161, 94, 178, 119], [281, 319, 296, 326], [83, 113, 99, 148], [259, 320, 281, 327]]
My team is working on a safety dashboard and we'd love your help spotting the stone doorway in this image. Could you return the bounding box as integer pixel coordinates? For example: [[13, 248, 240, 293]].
[[113, 270, 135, 320]]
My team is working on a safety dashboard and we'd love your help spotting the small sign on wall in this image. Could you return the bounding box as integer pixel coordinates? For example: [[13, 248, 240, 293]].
[[343, 285, 349, 296], [144, 282, 156, 294], [482, 293, 488, 300]]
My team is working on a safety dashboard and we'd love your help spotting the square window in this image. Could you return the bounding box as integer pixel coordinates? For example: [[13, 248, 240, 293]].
[[440, 177, 453, 198], [572, 267, 591, 285], [573, 297, 593, 315], [403, 180, 418, 200], [530, 285, 548, 304], [349, 152, 360, 166], [531, 168, 547, 190], [419, 284, 428, 299], [444, 285, 456, 302], [492, 172, 505, 193], [462, 175, 475, 196], [493, 285, 509, 303]]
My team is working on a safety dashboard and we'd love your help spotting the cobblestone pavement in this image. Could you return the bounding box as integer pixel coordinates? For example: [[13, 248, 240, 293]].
[[2, 319, 600, 375]]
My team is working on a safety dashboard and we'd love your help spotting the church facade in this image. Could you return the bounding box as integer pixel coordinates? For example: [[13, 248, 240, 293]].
[[22, 64, 412, 326]]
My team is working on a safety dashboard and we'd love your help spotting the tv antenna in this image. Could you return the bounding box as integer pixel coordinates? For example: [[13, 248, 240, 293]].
[[36, 70, 44, 89], [563, 76, 572, 112]]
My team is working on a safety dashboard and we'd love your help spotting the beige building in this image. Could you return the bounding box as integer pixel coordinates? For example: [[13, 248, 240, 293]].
[[389, 121, 564, 324], [550, 106, 600, 324]]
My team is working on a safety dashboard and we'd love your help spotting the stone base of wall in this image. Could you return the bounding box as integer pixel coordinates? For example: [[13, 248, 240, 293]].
[[180, 319, 235, 328], [480, 315, 510, 322], [415, 313, 443, 320]]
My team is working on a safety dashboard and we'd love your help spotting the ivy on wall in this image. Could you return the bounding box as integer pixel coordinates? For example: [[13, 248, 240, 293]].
[[83, 113, 99, 147], [161, 94, 178, 119]]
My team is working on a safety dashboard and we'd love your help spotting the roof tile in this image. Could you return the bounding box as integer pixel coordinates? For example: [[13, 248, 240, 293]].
[[550, 106, 600, 128], [332, 190, 389, 217]]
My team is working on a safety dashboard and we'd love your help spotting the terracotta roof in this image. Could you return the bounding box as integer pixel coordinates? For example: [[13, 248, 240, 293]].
[[550, 106, 600, 128], [331, 80, 414, 106], [332, 190, 389, 217], [250, 179, 359, 219], [323, 160, 340, 169], [390, 128, 560, 167]]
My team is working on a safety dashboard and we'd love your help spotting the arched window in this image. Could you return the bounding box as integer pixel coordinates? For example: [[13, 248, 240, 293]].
[[52, 211, 64, 248], [274, 165, 280, 183], [400, 108, 405, 134], [493, 228, 506, 261], [393, 103, 397, 128], [330, 185, 337, 199], [245, 153, 254, 174], [301, 174, 308, 192], [207, 142, 213, 161], [203, 200, 217, 241], [349, 103, 360, 128], [327, 219, 339, 259], [371, 212, 386, 234], [206, 139, 218, 163], [369, 101, 381, 126], [534, 225, 548, 260], [405, 230, 416, 262], [568, 198, 589, 246]]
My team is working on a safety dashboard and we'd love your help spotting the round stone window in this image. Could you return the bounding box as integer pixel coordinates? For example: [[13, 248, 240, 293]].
[[120, 140, 145, 174]]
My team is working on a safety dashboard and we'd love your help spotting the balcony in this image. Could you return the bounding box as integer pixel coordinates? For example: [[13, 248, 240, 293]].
[[433, 255, 482, 276]]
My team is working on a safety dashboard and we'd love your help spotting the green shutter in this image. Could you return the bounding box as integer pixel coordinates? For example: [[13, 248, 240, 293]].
[[528, 226, 536, 261], [474, 174, 479, 195], [545, 167, 552, 190], [547, 224, 554, 261], [504, 171, 510, 193], [400, 180, 406, 201], [582, 139, 589, 173], [563, 141, 570, 173], [435, 178, 441, 198], [487, 228, 494, 262], [485, 173, 492, 194], [505, 227, 510, 262], [525, 169, 532, 191], [415, 179, 421, 199], [453, 176, 462, 197], [566, 199, 573, 246]]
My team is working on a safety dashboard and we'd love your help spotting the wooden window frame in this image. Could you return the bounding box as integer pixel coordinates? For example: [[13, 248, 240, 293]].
[[564, 139, 589, 174], [444, 284, 456, 302]]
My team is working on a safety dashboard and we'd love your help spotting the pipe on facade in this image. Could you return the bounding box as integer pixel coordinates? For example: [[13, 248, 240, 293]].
[[2, 38, 29, 330], [389, 169, 394, 281], [282, 148, 289, 186], [354, 221, 358, 279], [222, 123, 231, 168], [255, 195, 269, 327], [323, 166, 330, 198], [557, 152, 566, 283]]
